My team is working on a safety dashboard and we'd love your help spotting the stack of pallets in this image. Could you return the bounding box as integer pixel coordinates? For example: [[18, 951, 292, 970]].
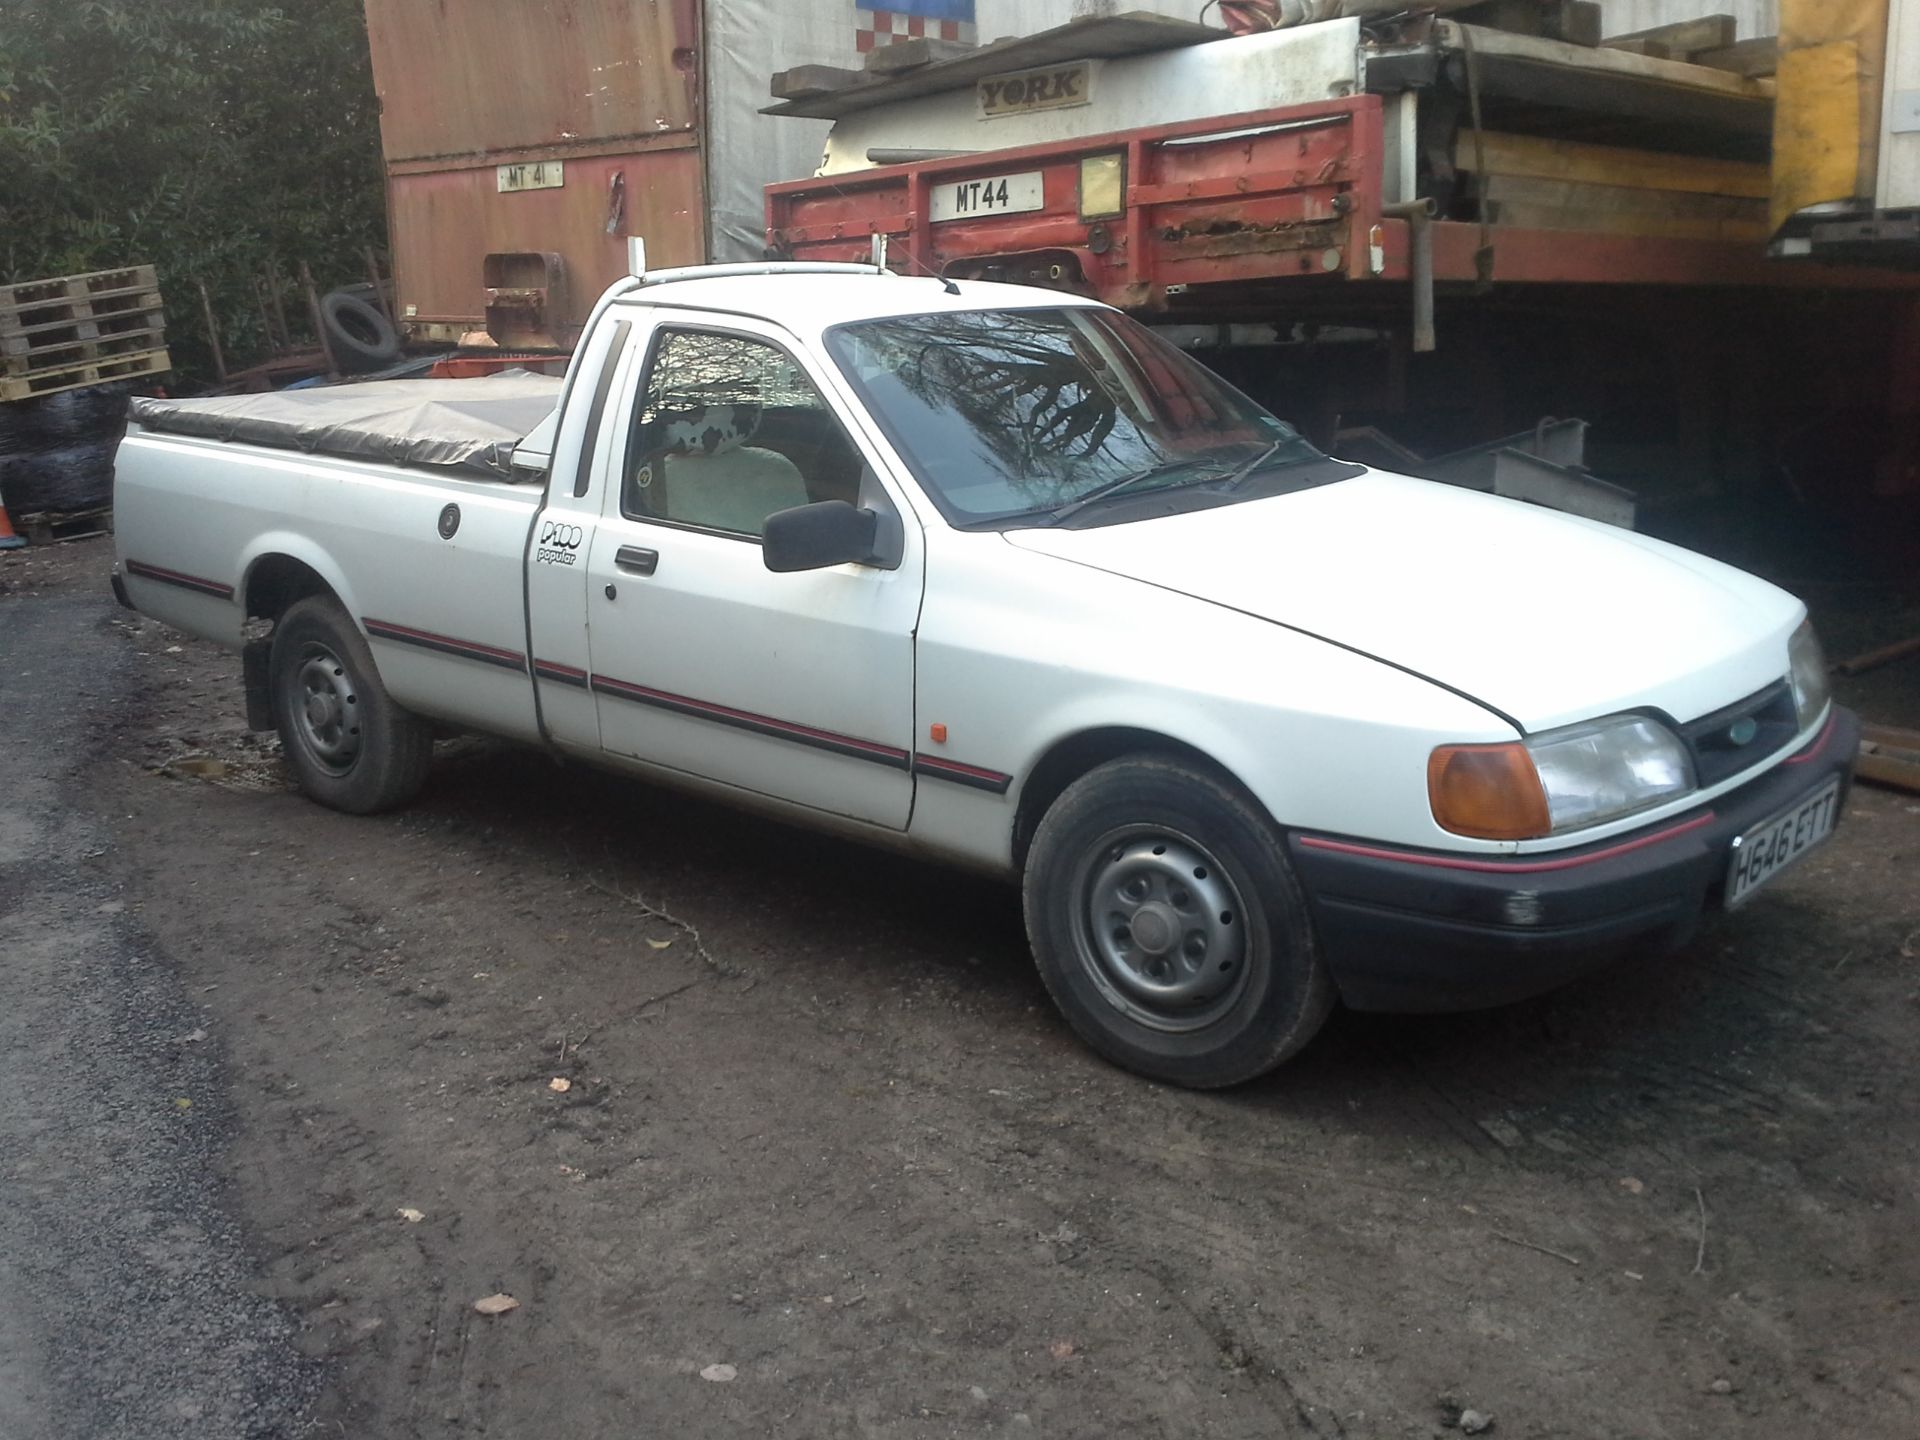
[[0, 265, 171, 402]]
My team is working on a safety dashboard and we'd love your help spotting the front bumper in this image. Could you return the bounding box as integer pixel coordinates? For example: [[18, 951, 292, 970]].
[[1288, 706, 1860, 1013]]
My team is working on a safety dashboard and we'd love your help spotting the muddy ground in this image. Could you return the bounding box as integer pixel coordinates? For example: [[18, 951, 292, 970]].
[[3, 535, 1918, 1439]]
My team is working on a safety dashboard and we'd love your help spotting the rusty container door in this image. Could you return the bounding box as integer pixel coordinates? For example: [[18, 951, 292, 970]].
[[364, 0, 706, 345]]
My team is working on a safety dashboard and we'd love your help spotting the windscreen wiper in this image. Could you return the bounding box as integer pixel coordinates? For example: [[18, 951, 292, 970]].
[[1217, 445, 1364, 495], [1214, 439, 1282, 493], [1045, 455, 1225, 524]]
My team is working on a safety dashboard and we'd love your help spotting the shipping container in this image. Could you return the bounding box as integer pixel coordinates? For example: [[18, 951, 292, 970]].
[[360, 0, 1199, 346]]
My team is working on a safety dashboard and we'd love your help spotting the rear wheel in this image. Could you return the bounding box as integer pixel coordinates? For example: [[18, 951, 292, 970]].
[[1023, 756, 1333, 1088], [269, 596, 432, 813]]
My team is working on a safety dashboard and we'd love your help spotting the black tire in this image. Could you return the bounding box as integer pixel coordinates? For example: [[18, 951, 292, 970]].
[[319, 290, 401, 372], [1022, 756, 1334, 1088], [269, 596, 432, 814], [0, 437, 117, 513]]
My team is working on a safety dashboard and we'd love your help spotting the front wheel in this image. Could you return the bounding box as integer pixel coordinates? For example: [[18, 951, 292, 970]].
[[269, 595, 433, 814], [1023, 756, 1333, 1088]]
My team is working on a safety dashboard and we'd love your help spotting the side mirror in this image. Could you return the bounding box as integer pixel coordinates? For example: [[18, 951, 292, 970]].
[[762, 500, 880, 573]]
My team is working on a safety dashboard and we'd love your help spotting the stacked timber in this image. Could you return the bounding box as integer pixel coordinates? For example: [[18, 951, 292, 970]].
[[1455, 131, 1772, 243], [1402, 13, 1783, 244], [0, 265, 171, 403]]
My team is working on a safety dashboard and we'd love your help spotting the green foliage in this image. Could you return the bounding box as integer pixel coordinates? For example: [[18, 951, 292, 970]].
[[0, 0, 387, 382]]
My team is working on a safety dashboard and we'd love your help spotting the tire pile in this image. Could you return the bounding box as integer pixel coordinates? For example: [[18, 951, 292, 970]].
[[0, 382, 131, 517]]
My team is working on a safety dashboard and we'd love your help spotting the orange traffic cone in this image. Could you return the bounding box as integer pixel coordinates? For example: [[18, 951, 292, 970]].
[[0, 482, 25, 550]]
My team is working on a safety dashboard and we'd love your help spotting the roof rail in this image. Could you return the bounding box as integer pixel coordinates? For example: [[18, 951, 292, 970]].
[[624, 234, 894, 286], [634, 260, 892, 287]]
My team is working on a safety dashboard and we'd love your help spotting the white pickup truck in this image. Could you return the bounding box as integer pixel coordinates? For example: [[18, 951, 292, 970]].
[[112, 260, 1857, 1088]]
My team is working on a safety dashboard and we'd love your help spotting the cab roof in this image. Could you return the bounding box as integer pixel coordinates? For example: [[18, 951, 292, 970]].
[[609, 272, 1105, 338]]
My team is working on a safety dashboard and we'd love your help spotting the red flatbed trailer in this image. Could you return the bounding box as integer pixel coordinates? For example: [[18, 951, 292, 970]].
[[766, 94, 1920, 520], [767, 95, 1912, 308]]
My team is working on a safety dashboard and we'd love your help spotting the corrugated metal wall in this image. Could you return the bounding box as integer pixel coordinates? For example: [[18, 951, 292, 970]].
[[364, 0, 700, 160], [364, 0, 707, 338]]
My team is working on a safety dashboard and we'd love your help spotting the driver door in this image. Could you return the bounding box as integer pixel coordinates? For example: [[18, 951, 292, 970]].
[[583, 314, 922, 829]]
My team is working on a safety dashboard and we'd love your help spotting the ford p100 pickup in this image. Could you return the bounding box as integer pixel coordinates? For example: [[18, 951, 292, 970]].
[[111, 259, 1856, 1087]]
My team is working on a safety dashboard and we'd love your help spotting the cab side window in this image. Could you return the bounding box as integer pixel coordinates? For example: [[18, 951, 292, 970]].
[[624, 329, 863, 538]]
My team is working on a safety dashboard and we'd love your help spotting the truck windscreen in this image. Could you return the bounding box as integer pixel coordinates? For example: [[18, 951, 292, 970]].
[[825, 307, 1331, 528]]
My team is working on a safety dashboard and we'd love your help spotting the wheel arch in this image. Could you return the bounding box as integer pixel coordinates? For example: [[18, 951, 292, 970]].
[[1011, 726, 1274, 869], [239, 538, 358, 627], [237, 543, 362, 732]]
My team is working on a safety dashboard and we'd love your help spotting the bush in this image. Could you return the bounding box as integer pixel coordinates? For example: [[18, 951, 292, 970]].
[[0, 1, 387, 385]]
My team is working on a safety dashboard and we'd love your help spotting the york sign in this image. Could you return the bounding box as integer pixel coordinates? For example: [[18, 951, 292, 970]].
[[977, 62, 1093, 119]]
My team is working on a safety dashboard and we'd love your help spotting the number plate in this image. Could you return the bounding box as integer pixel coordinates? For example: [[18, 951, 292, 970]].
[[930, 171, 1045, 223], [497, 160, 564, 193], [1725, 778, 1840, 907]]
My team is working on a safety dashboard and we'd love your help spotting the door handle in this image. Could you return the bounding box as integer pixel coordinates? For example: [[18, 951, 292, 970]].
[[615, 545, 659, 576]]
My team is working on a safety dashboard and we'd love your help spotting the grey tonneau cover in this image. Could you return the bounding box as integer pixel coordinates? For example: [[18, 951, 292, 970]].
[[128, 373, 563, 480]]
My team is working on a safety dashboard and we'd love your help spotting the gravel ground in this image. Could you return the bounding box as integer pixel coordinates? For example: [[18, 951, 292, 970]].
[[2, 535, 1918, 1439], [0, 576, 322, 1438]]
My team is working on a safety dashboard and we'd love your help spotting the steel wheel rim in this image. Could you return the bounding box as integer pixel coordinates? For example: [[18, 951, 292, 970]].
[[1069, 825, 1251, 1033], [292, 644, 362, 775]]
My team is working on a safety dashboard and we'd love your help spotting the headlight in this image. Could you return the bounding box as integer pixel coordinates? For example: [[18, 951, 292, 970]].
[[1526, 715, 1694, 832], [1430, 714, 1695, 840], [1787, 618, 1829, 731]]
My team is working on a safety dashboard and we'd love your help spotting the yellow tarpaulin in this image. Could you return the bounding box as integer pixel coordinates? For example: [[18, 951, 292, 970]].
[[1771, 0, 1892, 232]]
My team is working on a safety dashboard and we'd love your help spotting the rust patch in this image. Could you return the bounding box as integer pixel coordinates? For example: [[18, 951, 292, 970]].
[[1159, 220, 1343, 259]]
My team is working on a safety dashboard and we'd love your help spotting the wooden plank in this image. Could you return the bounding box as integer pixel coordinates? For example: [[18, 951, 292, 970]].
[[764, 11, 1221, 120], [1605, 37, 1680, 59], [1458, 130, 1771, 198], [2, 321, 169, 374], [1603, 15, 1737, 58], [1693, 37, 1779, 78], [18, 508, 113, 546], [1481, 174, 1769, 242], [1484, 204, 1767, 243], [0, 347, 171, 402], [865, 37, 975, 74], [769, 64, 863, 101], [1438, 21, 1773, 98], [1857, 727, 1920, 795], [1445, 46, 1774, 146], [0, 306, 166, 349], [1836, 636, 1920, 675], [1454, 1, 1600, 45], [0, 289, 165, 339], [0, 264, 156, 311]]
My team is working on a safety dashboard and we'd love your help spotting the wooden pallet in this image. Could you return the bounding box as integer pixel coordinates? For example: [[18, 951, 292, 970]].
[[17, 507, 113, 545], [1, 305, 165, 357], [0, 289, 162, 340], [2, 321, 169, 377], [0, 289, 160, 341], [0, 267, 168, 387], [0, 264, 156, 315], [0, 346, 171, 402]]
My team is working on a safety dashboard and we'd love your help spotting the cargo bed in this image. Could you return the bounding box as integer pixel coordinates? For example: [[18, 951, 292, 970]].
[[129, 375, 561, 480]]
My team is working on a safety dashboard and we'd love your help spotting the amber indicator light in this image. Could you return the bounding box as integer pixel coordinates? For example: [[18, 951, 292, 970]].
[[1428, 742, 1551, 840]]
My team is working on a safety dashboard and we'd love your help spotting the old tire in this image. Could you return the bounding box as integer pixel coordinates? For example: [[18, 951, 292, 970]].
[[1023, 756, 1334, 1088], [319, 290, 400, 372], [270, 596, 432, 814]]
